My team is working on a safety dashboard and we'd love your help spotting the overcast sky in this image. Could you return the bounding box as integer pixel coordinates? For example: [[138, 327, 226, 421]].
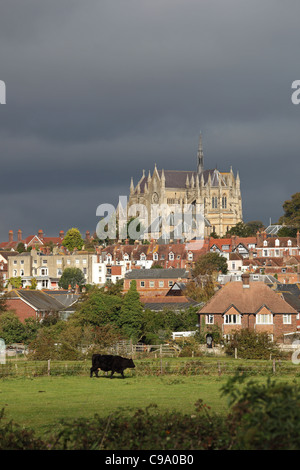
[[0, 0, 299, 241]]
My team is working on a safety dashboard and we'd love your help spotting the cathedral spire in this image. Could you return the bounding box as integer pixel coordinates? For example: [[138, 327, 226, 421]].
[[197, 133, 204, 174]]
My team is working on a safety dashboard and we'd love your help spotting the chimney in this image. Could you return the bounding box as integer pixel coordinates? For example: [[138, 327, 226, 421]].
[[8, 230, 13, 243], [59, 230, 64, 238], [241, 272, 250, 288], [86, 230, 90, 240], [38, 229, 44, 238], [17, 229, 22, 242], [297, 230, 300, 247]]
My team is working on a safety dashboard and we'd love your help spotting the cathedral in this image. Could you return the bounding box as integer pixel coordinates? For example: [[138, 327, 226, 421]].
[[127, 136, 243, 240]]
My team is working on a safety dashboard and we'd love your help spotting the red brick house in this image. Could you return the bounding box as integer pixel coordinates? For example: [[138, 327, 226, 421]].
[[123, 268, 190, 297], [5, 289, 65, 322], [198, 273, 298, 343]]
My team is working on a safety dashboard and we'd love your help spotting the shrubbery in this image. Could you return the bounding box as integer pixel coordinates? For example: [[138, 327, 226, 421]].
[[224, 328, 281, 360]]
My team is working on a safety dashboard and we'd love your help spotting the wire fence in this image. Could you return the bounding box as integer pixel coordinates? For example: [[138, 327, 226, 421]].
[[1, 356, 299, 379]]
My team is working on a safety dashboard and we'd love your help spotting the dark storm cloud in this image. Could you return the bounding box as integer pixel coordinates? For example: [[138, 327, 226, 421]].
[[0, 0, 299, 239]]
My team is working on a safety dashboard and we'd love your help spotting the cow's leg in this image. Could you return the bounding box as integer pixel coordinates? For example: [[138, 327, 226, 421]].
[[110, 370, 114, 378], [121, 370, 125, 378]]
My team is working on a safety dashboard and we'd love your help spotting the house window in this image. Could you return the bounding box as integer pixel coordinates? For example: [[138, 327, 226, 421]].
[[57, 259, 62, 265], [212, 196, 218, 209], [256, 314, 273, 324], [13, 269, 17, 276], [75, 259, 79, 265], [153, 253, 158, 261], [57, 269, 62, 276], [169, 252, 174, 261], [20, 260, 24, 265], [168, 281, 173, 287], [42, 259, 47, 264], [140, 281, 145, 287], [275, 239, 280, 247], [20, 269, 24, 276], [159, 281, 164, 287], [222, 196, 227, 209], [263, 250, 268, 256], [283, 315, 291, 324], [224, 314, 241, 324], [263, 240, 268, 246], [13, 260, 17, 265], [149, 281, 155, 288], [206, 315, 214, 324], [287, 240, 292, 246], [67, 259, 71, 265], [40, 268, 48, 276]]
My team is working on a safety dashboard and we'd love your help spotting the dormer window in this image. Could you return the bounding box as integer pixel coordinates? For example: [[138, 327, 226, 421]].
[[188, 252, 193, 260], [287, 240, 292, 246], [169, 252, 174, 261], [140, 253, 146, 260], [153, 253, 158, 261], [275, 239, 280, 246], [263, 240, 268, 246]]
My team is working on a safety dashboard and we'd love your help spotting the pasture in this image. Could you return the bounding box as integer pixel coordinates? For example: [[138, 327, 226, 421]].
[[1, 356, 300, 438]]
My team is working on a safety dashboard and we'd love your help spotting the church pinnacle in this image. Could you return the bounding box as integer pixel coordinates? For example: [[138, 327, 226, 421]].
[[197, 133, 204, 174]]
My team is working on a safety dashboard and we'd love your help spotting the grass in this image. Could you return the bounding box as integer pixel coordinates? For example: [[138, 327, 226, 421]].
[[1, 356, 300, 439], [0, 374, 228, 437]]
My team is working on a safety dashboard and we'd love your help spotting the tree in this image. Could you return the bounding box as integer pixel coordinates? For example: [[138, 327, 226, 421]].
[[193, 252, 228, 277], [72, 287, 122, 327], [278, 192, 300, 229], [6, 277, 23, 289], [225, 222, 253, 237], [58, 268, 85, 290], [62, 228, 84, 252], [277, 226, 298, 237], [118, 280, 143, 341], [0, 311, 26, 344]]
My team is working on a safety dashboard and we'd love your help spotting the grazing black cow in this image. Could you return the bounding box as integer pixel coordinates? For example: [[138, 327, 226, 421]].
[[90, 354, 135, 378]]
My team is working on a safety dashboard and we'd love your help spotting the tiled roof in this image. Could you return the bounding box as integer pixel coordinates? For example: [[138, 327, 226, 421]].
[[198, 281, 297, 315]]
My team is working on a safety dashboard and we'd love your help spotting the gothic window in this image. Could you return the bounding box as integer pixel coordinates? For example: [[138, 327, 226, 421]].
[[212, 196, 218, 209], [222, 196, 227, 209]]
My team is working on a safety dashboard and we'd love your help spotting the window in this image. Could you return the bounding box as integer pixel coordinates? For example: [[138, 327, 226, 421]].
[[263, 240, 268, 246], [206, 315, 214, 324], [20, 269, 24, 276], [140, 281, 145, 287], [83, 258, 87, 264], [57, 259, 62, 265], [40, 268, 48, 276], [168, 281, 173, 287], [188, 252, 193, 260], [42, 259, 47, 264], [275, 239, 280, 247], [287, 240, 292, 246], [224, 314, 241, 324], [283, 315, 291, 324], [75, 259, 79, 264], [13, 260, 17, 265], [159, 281, 164, 287], [20, 260, 24, 265], [212, 196, 218, 209], [222, 196, 227, 209], [256, 314, 273, 324], [149, 281, 155, 288], [13, 269, 17, 276], [67, 259, 71, 265], [153, 253, 158, 261], [169, 252, 174, 261], [57, 269, 62, 276]]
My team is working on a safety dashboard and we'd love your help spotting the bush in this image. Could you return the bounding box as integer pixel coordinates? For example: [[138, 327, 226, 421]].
[[222, 374, 300, 450], [225, 328, 279, 359]]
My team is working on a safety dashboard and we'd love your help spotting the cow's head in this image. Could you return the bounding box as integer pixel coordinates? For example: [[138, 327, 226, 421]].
[[128, 358, 135, 368]]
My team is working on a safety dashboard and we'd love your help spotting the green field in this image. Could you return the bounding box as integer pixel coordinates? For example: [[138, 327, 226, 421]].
[[1, 357, 300, 439], [0, 375, 228, 436]]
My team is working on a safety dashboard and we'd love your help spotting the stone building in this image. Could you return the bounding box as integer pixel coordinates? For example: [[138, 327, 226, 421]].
[[127, 135, 243, 239]]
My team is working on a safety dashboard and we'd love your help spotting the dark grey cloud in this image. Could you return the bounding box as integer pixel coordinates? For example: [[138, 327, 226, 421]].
[[0, 0, 299, 240]]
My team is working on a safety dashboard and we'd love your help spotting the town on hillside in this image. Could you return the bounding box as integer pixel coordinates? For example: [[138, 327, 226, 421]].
[[0, 144, 299, 346]]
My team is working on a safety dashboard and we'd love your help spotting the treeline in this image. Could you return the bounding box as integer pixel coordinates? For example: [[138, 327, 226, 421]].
[[0, 280, 199, 357]]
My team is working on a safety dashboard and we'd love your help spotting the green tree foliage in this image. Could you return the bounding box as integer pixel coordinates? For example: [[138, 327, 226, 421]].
[[118, 280, 143, 341], [62, 228, 84, 252], [0, 312, 26, 344], [226, 221, 257, 237], [192, 252, 228, 277], [58, 267, 85, 290], [72, 287, 122, 327], [278, 192, 300, 228], [225, 328, 278, 359], [6, 277, 22, 289], [277, 226, 298, 237]]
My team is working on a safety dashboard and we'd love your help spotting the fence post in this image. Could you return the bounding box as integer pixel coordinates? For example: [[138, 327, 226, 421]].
[[48, 359, 51, 376], [235, 348, 238, 359], [273, 358, 276, 374], [218, 361, 221, 376]]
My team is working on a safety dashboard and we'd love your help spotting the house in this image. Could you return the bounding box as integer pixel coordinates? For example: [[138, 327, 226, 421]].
[[123, 268, 190, 297], [0, 229, 65, 252], [5, 289, 65, 322], [198, 272, 298, 343]]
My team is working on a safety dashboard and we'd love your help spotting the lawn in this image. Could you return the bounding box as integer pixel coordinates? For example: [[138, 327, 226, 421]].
[[0, 374, 228, 437]]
